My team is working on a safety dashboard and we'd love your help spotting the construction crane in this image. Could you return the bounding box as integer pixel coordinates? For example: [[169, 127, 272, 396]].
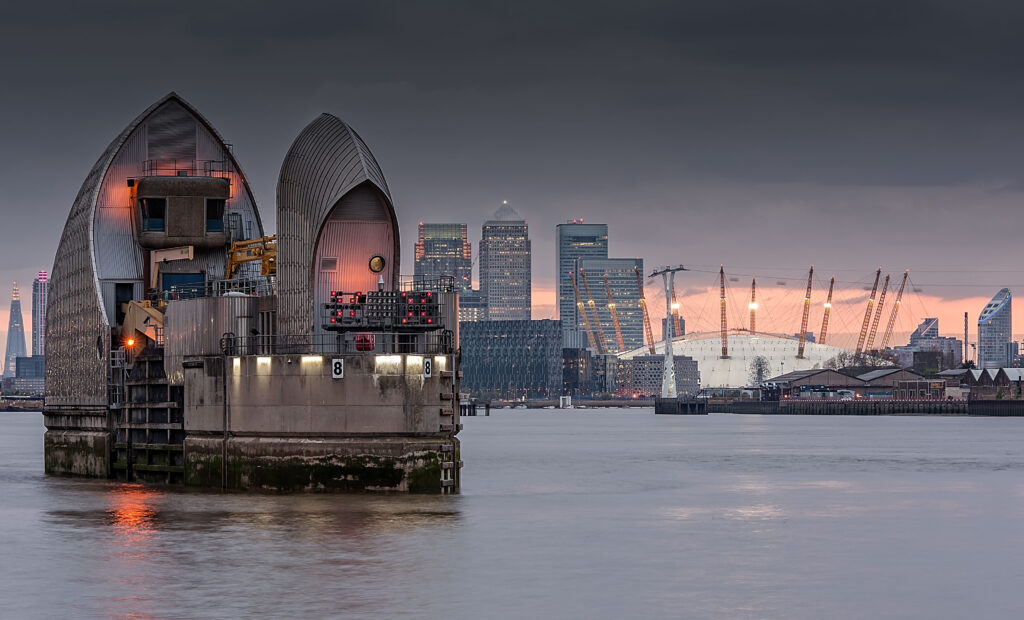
[[635, 266, 656, 354], [670, 285, 683, 338], [579, 269, 609, 355], [749, 278, 757, 333], [225, 235, 277, 280], [603, 275, 626, 352], [855, 268, 882, 355], [818, 276, 835, 345], [865, 274, 890, 351], [880, 270, 909, 350], [797, 266, 814, 358], [570, 271, 599, 351], [719, 266, 728, 358]]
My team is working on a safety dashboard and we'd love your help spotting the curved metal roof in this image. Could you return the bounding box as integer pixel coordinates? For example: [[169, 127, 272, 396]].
[[275, 113, 397, 336], [47, 93, 263, 408]]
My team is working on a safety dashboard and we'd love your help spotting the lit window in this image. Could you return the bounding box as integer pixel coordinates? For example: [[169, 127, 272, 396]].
[[139, 198, 166, 231], [206, 198, 225, 232]]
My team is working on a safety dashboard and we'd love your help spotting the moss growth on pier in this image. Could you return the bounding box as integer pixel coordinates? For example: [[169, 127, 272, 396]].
[[407, 455, 441, 493]]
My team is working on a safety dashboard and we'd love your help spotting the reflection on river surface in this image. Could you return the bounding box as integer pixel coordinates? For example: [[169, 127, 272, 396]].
[[3, 410, 1024, 619]]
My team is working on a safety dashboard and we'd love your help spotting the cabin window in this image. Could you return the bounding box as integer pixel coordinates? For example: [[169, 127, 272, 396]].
[[206, 198, 225, 232], [139, 198, 166, 231]]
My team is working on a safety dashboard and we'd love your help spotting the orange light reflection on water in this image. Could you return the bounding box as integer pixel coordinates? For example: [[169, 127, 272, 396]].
[[105, 484, 162, 545]]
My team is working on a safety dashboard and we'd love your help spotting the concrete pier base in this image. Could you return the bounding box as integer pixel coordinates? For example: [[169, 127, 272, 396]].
[[185, 435, 460, 492], [43, 429, 114, 477], [654, 398, 708, 415]]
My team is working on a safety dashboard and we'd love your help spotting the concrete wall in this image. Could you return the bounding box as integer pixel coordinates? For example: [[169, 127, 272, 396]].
[[185, 352, 457, 435], [42, 407, 115, 477], [182, 351, 461, 492]]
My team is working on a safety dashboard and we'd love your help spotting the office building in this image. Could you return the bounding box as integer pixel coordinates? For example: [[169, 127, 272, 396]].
[[616, 355, 700, 398], [2, 355, 45, 395], [556, 220, 608, 338], [32, 270, 47, 356], [4, 283, 27, 377], [578, 257, 644, 352], [414, 223, 471, 290], [891, 317, 962, 370], [458, 289, 488, 322], [460, 319, 562, 399], [978, 289, 1012, 369], [479, 203, 531, 320]]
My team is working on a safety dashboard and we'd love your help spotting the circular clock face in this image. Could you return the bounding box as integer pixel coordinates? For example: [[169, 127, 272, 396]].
[[369, 255, 386, 273]]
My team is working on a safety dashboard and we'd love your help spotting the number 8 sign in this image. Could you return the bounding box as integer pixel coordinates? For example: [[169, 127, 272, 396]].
[[423, 358, 432, 378], [331, 359, 344, 379]]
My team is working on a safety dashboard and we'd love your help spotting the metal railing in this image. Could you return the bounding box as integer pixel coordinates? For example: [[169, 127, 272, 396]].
[[220, 330, 455, 356], [160, 276, 276, 301], [142, 159, 232, 178], [396, 275, 456, 293]]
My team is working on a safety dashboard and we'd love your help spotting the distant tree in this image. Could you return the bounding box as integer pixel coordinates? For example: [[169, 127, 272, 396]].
[[960, 360, 976, 369], [748, 355, 771, 385]]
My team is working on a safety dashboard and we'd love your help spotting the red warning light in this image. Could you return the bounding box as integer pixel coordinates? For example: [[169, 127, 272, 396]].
[[402, 318, 408, 324]]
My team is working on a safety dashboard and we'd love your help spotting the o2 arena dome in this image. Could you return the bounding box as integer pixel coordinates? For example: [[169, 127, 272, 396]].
[[618, 330, 852, 388]]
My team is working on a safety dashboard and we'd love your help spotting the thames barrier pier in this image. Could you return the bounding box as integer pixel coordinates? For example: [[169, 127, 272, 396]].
[[43, 93, 461, 492]]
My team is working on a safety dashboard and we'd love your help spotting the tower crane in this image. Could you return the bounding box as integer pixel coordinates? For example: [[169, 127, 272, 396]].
[[719, 266, 729, 358], [797, 266, 814, 358], [603, 275, 626, 352], [635, 267, 656, 354], [865, 274, 890, 351], [579, 269, 609, 355], [570, 271, 599, 351], [818, 276, 835, 345], [855, 268, 882, 355], [880, 270, 909, 350], [749, 279, 757, 333]]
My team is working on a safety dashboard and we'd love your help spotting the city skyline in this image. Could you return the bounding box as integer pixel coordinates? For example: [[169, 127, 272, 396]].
[[4, 3, 1024, 332], [3, 2, 1024, 354]]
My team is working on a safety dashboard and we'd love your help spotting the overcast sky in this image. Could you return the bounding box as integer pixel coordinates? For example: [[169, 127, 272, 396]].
[[1, 0, 1023, 346]]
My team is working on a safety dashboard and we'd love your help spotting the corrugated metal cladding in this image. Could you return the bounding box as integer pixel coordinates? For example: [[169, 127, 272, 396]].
[[277, 113, 399, 337], [146, 101, 197, 161], [47, 92, 265, 410], [163, 296, 259, 384], [313, 220, 395, 337]]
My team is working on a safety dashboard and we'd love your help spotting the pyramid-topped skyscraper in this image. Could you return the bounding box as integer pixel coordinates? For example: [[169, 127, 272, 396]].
[[4, 282, 27, 377]]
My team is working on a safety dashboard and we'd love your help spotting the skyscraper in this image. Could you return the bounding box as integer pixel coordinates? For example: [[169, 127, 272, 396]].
[[578, 257, 644, 352], [479, 202, 531, 320], [556, 220, 608, 338], [414, 223, 472, 290], [4, 282, 27, 377], [978, 288, 1012, 369], [32, 270, 47, 356]]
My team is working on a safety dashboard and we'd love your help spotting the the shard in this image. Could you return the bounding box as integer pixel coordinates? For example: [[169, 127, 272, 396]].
[[4, 283, 27, 377]]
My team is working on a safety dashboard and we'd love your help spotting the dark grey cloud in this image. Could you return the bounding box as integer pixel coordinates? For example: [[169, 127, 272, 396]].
[[1, 0, 1023, 319]]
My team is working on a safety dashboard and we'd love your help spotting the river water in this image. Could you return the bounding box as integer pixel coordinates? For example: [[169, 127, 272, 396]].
[[2, 410, 1024, 619]]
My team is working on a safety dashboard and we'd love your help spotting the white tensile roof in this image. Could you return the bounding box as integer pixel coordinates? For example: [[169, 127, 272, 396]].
[[619, 331, 853, 388]]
